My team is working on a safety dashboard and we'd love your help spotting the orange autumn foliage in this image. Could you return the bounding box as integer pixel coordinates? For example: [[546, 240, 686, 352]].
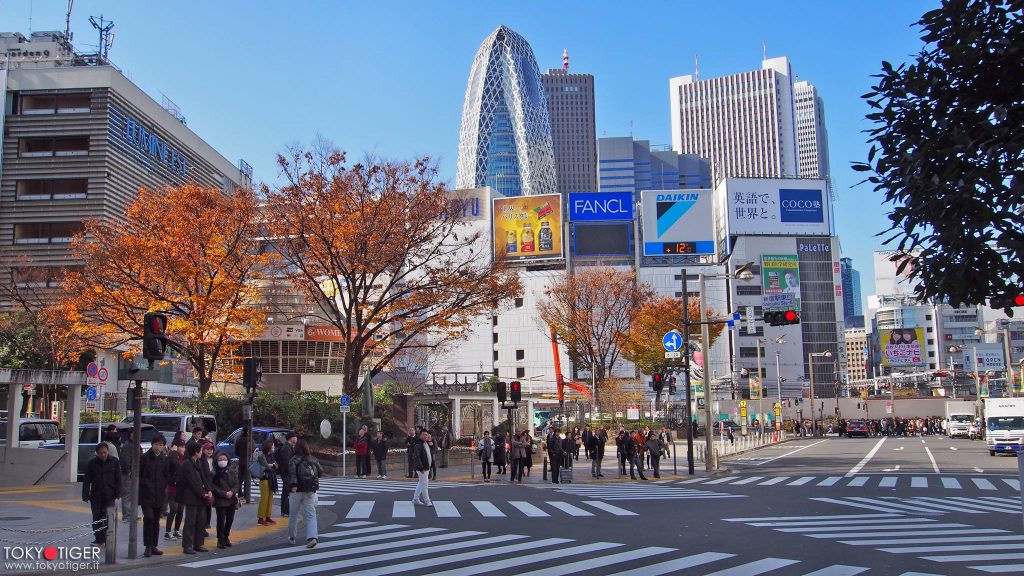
[[620, 296, 724, 377]]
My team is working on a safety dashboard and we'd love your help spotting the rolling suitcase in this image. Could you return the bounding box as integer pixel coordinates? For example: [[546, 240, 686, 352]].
[[560, 464, 573, 484]]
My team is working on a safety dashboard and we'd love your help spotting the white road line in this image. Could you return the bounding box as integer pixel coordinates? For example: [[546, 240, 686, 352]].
[[704, 476, 741, 484], [818, 476, 842, 487], [974, 478, 998, 490], [433, 501, 460, 517], [547, 501, 594, 516], [346, 501, 374, 518], [923, 552, 1024, 562], [509, 501, 550, 517], [942, 477, 962, 489], [703, 558, 800, 576], [677, 477, 708, 484], [753, 439, 828, 466], [841, 535, 1024, 546], [775, 522, 963, 534], [789, 476, 816, 486], [606, 552, 735, 576], [799, 566, 869, 576], [419, 541, 620, 576], [581, 501, 638, 516], [759, 476, 790, 485], [393, 501, 415, 517], [881, 543, 1024, 553], [970, 563, 1024, 573], [924, 447, 940, 473], [810, 497, 898, 514], [1004, 478, 1021, 490], [748, 518, 926, 527], [911, 477, 928, 488], [916, 496, 1018, 514], [846, 477, 869, 487], [731, 476, 764, 485], [902, 498, 987, 514], [513, 546, 672, 576], [846, 496, 933, 514], [880, 476, 898, 488], [846, 437, 886, 477], [900, 572, 950, 576], [813, 529, 1007, 539], [470, 501, 505, 517], [725, 513, 901, 522]]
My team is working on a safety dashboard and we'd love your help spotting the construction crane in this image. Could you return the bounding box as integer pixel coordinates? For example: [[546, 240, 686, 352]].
[[549, 326, 593, 407]]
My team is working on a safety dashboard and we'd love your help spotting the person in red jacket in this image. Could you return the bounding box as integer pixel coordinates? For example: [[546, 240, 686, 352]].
[[353, 426, 371, 479]]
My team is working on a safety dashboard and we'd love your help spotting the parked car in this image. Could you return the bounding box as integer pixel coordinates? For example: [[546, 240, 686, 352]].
[[0, 418, 62, 448], [846, 419, 870, 438], [216, 426, 295, 460], [121, 413, 218, 445], [43, 422, 161, 479]]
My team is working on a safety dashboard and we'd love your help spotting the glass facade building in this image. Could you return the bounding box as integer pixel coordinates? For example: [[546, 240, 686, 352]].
[[456, 26, 557, 197]]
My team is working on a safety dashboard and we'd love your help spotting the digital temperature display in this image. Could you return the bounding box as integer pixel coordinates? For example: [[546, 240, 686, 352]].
[[662, 242, 698, 254]]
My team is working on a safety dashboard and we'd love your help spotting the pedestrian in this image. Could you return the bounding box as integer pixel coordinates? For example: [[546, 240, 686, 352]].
[[615, 427, 628, 476], [547, 428, 564, 483], [370, 430, 389, 479], [82, 442, 121, 546], [561, 430, 574, 470], [645, 432, 663, 479], [139, 435, 170, 557], [287, 439, 323, 548], [572, 426, 582, 460], [253, 439, 278, 526], [581, 425, 593, 460], [210, 451, 238, 549], [477, 430, 495, 482], [438, 427, 452, 468], [173, 431, 188, 446], [522, 432, 534, 476], [234, 429, 250, 501], [185, 427, 205, 454], [276, 432, 297, 516], [590, 426, 607, 478], [509, 431, 526, 484], [201, 441, 215, 535], [658, 427, 672, 459], [177, 443, 210, 554], [493, 432, 506, 476], [165, 438, 186, 540], [411, 429, 434, 507], [353, 426, 370, 479], [626, 430, 648, 480], [405, 426, 421, 478]]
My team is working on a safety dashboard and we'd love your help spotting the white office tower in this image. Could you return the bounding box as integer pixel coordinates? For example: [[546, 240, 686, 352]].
[[670, 57, 830, 186], [793, 80, 831, 179]]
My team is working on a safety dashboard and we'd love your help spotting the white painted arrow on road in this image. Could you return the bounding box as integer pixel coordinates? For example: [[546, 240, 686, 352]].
[[893, 446, 904, 451]]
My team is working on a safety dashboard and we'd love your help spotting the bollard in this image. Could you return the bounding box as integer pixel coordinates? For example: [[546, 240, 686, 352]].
[[105, 502, 117, 564]]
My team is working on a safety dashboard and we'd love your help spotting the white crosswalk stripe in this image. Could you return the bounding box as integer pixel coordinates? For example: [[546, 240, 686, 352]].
[[812, 495, 1023, 516], [725, 511, 1022, 573], [539, 482, 743, 500], [284, 477, 470, 499], [671, 474, 1020, 491], [344, 498, 640, 519], [178, 521, 879, 576]]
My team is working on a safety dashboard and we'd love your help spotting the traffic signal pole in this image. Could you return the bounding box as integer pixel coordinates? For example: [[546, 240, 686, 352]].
[[681, 271, 694, 475]]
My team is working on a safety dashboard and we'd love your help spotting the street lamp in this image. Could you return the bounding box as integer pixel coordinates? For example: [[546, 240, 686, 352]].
[[754, 335, 786, 430], [808, 350, 833, 436]]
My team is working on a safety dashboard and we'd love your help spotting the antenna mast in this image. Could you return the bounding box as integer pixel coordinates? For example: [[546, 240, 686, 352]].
[[88, 14, 114, 63], [562, 49, 569, 71], [65, 0, 74, 41]]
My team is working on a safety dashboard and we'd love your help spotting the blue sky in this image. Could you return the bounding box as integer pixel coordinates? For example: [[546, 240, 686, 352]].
[[3, 0, 938, 309]]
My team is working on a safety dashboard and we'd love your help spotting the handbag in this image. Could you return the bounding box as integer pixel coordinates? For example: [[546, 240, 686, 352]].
[[202, 491, 214, 506], [248, 452, 266, 479]]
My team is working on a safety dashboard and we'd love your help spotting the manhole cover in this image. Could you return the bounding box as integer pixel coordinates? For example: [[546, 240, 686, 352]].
[[0, 517, 31, 521]]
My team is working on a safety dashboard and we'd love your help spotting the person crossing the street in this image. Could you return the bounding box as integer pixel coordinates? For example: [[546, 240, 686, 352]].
[[287, 439, 323, 548], [276, 432, 297, 516], [411, 429, 434, 507]]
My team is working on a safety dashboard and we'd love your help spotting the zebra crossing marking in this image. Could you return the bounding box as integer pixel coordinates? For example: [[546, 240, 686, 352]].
[[911, 477, 928, 488], [509, 500, 548, 517], [970, 563, 1024, 573], [759, 476, 790, 485], [799, 566, 869, 576], [817, 476, 842, 487], [392, 501, 415, 517], [540, 483, 743, 500], [347, 500, 373, 518], [1004, 478, 1021, 490], [704, 475, 741, 484], [731, 476, 763, 485], [847, 477, 869, 487], [432, 500, 459, 517], [471, 500, 504, 517], [702, 557, 800, 575], [675, 474, 1019, 492], [880, 476, 898, 488], [841, 535, 1024, 546], [814, 495, 1024, 516], [508, 545, 671, 576], [344, 498, 638, 519], [789, 476, 816, 486], [605, 551, 734, 576], [581, 500, 638, 516], [941, 477, 961, 489], [379, 538, 600, 576], [973, 478, 998, 490], [546, 501, 594, 516]]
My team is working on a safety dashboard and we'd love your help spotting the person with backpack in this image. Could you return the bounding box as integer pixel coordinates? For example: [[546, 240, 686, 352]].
[[288, 439, 323, 548], [476, 430, 495, 482], [370, 430, 389, 479], [210, 451, 238, 549]]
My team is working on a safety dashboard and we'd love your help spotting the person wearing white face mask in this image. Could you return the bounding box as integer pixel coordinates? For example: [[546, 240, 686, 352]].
[[210, 451, 239, 549]]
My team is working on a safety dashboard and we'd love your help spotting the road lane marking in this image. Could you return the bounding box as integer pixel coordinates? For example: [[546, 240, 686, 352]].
[[546, 501, 594, 516], [749, 439, 828, 466], [970, 564, 1024, 573], [924, 447, 940, 473], [731, 476, 764, 485], [704, 476, 741, 484], [941, 477, 962, 489], [417, 541, 618, 576], [789, 476, 816, 486], [950, 447, 958, 451], [513, 545, 670, 576], [433, 501, 460, 517], [393, 501, 416, 517], [973, 478, 998, 490], [1004, 479, 1021, 490], [702, 558, 800, 576], [798, 566, 869, 576], [911, 477, 928, 488], [606, 552, 735, 576], [975, 467, 985, 473], [470, 501, 505, 517], [818, 476, 842, 487], [509, 501, 549, 517], [847, 477, 869, 487], [880, 476, 898, 488], [882, 465, 901, 472], [846, 437, 886, 477], [881, 543, 1024, 553], [922, 552, 1024, 562], [347, 500, 374, 518], [841, 535, 1024, 546], [581, 501, 638, 516], [759, 476, 790, 485]]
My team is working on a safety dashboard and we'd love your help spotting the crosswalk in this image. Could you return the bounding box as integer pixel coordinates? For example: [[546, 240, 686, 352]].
[[341, 498, 638, 520], [533, 483, 744, 501], [725, 512, 1024, 573], [178, 520, 945, 575], [275, 477, 470, 501], [674, 474, 1021, 492], [811, 495, 1023, 516]]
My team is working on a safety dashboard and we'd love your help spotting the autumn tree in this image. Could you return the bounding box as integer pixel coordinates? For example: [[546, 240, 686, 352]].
[[0, 265, 85, 370], [64, 185, 272, 397], [620, 296, 725, 381], [264, 146, 522, 398], [537, 267, 654, 407]]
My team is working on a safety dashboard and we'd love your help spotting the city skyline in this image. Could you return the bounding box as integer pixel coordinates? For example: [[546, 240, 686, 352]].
[[1, 0, 939, 314]]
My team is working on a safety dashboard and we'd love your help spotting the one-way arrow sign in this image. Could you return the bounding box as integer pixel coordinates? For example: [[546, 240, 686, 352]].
[[662, 330, 683, 352]]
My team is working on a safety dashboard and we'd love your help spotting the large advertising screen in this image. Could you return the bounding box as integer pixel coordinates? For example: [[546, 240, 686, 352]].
[[873, 250, 922, 297], [761, 255, 801, 312], [640, 189, 715, 256], [492, 194, 563, 262], [572, 223, 632, 257], [880, 327, 926, 367], [719, 178, 831, 236], [568, 192, 634, 221]]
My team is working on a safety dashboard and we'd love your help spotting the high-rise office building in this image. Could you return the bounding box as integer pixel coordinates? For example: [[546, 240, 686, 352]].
[[669, 57, 829, 185], [794, 80, 830, 179], [541, 53, 596, 196], [597, 136, 711, 198], [456, 26, 557, 197], [840, 257, 863, 322]]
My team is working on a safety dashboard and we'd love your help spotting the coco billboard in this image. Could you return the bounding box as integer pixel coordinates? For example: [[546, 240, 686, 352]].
[[717, 178, 831, 237]]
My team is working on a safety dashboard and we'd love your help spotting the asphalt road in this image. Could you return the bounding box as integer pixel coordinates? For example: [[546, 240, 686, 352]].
[[74, 436, 1024, 576]]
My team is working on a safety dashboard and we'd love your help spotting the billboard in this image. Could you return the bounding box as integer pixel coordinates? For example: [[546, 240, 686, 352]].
[[492, 194, 563, 262], [880, 327, 926, 367], [447, 187, 489, 221], [761, 255, 801, 312], [568, 192, 634, 221], [963, 344, 1006, 372], [873, 250, 922, 297], [640, 189, 715, 256], [572, 223, 632, 257], [719, 178, 831, 236]]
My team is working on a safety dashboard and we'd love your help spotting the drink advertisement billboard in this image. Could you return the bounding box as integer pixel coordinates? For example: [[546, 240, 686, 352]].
[[761, 255, 801, 312], [492, 194, 563, 262], [568, 192, 634, 221], [717, 178, 831, 236], [640, 189, 715, 256], [880, 327, 926, 367]]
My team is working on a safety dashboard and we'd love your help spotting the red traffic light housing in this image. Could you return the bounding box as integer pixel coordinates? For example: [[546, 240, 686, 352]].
[[652, 372, 664, 391], [510, 381, 522, 403], [496, 381, 508, 403], [765, 310, 800, 326], [990, 293, 1024, 311], [142, 312, 168, 361], [242, 357, 262, 391]]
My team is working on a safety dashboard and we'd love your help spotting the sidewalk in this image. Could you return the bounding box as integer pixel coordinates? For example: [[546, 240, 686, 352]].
[[0, 481, 291, 573]]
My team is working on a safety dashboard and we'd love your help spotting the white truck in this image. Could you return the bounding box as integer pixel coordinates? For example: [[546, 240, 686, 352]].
[[944, 400, 976, 439], [983, 397, 1024, 456]]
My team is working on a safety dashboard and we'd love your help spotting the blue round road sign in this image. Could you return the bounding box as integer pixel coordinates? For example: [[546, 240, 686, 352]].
[[341, 394, 350, 406], [662, 330, 683, 352], [86, 387, 97, 401]]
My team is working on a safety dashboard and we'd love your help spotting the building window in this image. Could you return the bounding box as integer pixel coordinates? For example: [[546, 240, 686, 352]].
[[19, 93, 90, 114], [515, 298, 524, 308], [516, 349, 525, 361], [493, 350, 499, 361], [736, 285, 762, 296], [19, 136, 89, 157], [927, 339, 935, 345], [926, 327, 933, 333], [516, 367, 526, 378], [14, 222, 83, 244], [492, 316, 498, 326], [492, 333, 498, 344], [16, 179, 88, 200]]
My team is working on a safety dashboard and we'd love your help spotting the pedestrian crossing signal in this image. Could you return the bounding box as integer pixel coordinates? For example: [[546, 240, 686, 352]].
[[496, 381, 507, 403], [510, 381, 522, 403]]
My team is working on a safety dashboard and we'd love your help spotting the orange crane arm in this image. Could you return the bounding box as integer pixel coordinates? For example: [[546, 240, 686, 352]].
[[549, 326, 593, 402]]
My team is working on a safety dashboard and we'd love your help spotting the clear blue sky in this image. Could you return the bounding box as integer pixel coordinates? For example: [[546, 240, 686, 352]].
[[3, 0, 937, 310]]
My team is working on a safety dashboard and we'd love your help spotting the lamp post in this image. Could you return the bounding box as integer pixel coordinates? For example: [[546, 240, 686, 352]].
[[775, 350, 784, 431], [808, 350, 833, 437], [755, 335, 786, 430]]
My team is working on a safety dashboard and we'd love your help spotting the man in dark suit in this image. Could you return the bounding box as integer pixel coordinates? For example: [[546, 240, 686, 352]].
[[139, 435, 171, 556], [82, 443, 121, 546], [547, 429, 564, 484]]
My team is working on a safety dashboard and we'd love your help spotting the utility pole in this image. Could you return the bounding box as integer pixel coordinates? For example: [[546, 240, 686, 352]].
[[681, 269, 694, 475], [700, 272, 714, 471]]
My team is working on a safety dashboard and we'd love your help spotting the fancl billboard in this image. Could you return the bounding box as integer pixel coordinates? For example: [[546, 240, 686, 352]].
[[640, 189, 715, 256], [717, 178, 831, 236], [568, 192, 634, 221], [492, 194, 564, 263]]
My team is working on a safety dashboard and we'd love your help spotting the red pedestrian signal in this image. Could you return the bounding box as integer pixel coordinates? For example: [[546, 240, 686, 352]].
[[510, 381, 522, 403], [652, 373, 664, 391], [142, 312, 168, 361]]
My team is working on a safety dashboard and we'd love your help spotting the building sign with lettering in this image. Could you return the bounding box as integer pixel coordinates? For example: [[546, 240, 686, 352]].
[[716, 178, 831, 237], [108, 105, 190, 180], [568, 192, 634, 221]]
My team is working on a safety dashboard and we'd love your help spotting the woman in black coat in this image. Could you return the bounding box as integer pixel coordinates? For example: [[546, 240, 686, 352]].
[[176, 443, 210, 554], [493, 432, 507, 475], [210, 451, 238, 549]]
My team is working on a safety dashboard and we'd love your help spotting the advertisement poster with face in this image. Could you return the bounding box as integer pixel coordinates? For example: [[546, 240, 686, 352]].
[[492, 194, 563, 262], [880, 327, 926, 366], [762, 255, 801, 311]]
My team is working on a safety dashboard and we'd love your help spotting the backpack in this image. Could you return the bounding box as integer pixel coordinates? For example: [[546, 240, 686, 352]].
[[296, 457, 319, 492]]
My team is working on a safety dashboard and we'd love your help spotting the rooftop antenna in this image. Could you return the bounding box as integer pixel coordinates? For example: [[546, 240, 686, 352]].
[[65, 0, 74, 41], [694, 52, 699, 80], [562, 48, 569, 71], [762, 40, 767, 61], [89, 14, 114, 63]]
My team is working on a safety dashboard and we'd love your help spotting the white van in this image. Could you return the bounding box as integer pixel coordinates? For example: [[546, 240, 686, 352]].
[[0, 418, 62, 448], [121, 413, 218, 446]]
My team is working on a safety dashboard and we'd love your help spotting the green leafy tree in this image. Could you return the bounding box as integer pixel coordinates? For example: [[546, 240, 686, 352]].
[[854, 0, 1024, 309]]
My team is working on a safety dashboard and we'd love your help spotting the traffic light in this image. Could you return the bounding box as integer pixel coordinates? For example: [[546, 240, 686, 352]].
[[496, 381, 507, 403], [142, 312, 168, 361], [652, 373, 664, 392], [669, 376, 677, 395], [764, 310, 800, 326], [242, 357, 262, 391], [990, 293, 1024, 311], [510, 381, 522, 403]]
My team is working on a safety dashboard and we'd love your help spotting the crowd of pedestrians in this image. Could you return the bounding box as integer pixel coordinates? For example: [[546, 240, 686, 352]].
[[796, 416, 949, 437]]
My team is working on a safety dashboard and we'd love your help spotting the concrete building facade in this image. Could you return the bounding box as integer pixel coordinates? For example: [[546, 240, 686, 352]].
[[541, 64, 596, 196]]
